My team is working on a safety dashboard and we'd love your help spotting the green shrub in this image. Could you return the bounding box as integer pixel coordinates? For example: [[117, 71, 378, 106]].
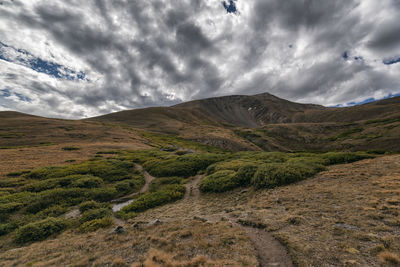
[[149, 177, 183, 192], [88, 187, 118, 202], [321, 152, 373, 165], [80, 208, 111, 223], [35, 205, 68, 218], [0, 202, 23, 215], [78, 201, 102, 213], [21, 175, 85, 192], [205, 159, 254, 175], [26, 188, 87, 213], [122, 184, 185, 213], [252, 162, 321, 189], [0, 222, 17, 236], [114, 178, 144, 195], [0, 177, 27, 188], [199, 170, 238, 193], [14, 217, 67, 243], [71, 176, 103, 188], [79, 217, 113, 232], [25, 159, 135, 182], [233, 164, 259, 186], [235, 152, 288, 163], [6, 170, 30, 177], [144, 153, 224, 178]]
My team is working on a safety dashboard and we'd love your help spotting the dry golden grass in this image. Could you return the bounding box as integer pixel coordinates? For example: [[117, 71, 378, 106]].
[[240, 155, 400, 266], [378, 251, 400, 266], [0, 219, 257, 266]]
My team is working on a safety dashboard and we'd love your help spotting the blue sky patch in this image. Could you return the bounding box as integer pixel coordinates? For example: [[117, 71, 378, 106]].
[[383, 56, 400, 65], [0, 42, 86, 81], [342, 51, 349, 60], [222, 0, 237, 14], [0, 88, 11, 97], [333, 92, 400, 107]]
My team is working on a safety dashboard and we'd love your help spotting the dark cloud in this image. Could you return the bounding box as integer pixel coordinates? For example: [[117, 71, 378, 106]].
[[0, 0, 399, 118]]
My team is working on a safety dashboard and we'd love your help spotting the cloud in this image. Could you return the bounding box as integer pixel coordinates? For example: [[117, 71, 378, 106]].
[[0, 0, 399, 118]]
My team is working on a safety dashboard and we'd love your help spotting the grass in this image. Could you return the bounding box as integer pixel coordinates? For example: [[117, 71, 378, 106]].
[[328, 127, 364, 141], [121, 184, 186, 213], [143, 153, 225, 178], [0, 156, 144, 243], [14, 217, 68, 244], [199, 152, 373, 192]]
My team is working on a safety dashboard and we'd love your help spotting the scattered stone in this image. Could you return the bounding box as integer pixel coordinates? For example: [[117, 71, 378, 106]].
[[240, 189, 248, 194], [193, 216, 208, 222], [109, 225, 126, 234], [334, 223, 358, 230], [65, 209, 80, 219], [146, 219, 163, 226]]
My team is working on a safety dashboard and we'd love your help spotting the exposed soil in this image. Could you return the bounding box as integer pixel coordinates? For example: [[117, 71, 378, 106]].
[[184, 174, 204, 200], [240, 226, 294, 267]]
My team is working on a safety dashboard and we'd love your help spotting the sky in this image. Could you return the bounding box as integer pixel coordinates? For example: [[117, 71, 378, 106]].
[[0, 0, 400, 119]]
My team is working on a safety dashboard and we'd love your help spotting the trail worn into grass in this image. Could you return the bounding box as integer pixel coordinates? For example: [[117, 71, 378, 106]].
[[135, 164, 155, 194], [111, 164, 155, 203], [240, 225, 294, 267], [184, 174, 294, 267], [184, 174, 204, 200]]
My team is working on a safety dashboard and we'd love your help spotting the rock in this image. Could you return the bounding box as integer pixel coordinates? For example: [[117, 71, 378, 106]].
[[146, 219, 163, 226], [109, 225, 126, 234], [65, 209, 80, 219], [334, 223, 358, 230]]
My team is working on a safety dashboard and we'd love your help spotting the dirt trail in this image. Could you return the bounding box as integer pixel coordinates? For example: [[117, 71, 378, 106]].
[[111, 164, 155, 203], [184, 175, 294, 267], [135, 164, 155, 194], [184, 174, 204, 200], [239, 226, 294, 267]]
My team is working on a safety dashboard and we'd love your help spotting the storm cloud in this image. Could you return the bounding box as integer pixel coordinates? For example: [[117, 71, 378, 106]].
[[0, 0, 399, 118]]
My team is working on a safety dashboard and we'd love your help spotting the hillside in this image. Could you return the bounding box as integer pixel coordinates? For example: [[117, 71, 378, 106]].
[[90, 93, 400, 152], [0, 93, 399, 267]]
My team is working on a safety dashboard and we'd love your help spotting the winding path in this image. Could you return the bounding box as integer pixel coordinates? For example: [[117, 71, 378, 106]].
[[111, 164, 155, 203], [184, 175, 294, 267]]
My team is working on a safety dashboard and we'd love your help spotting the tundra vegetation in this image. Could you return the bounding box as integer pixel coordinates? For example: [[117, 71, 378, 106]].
[[0, 148, 374, 244]]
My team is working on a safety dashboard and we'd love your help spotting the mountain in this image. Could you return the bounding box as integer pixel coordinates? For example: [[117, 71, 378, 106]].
[[1, 92, 400, 152], [90, 92, 400, 152]]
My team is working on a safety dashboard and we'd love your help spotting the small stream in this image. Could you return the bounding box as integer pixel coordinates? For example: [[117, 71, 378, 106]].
[[112, 199, 134, 212]]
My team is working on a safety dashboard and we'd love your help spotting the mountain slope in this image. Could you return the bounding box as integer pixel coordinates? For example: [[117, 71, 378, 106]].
[[90, 93, 400, 152]]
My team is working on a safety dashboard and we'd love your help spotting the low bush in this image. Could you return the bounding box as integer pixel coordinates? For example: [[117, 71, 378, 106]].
[[144, 153, 224, 178], [0, 202, 23, 215], [6, 170, 30, 177], [26, 159, 135, 182], [79, 217, 113, 232], [79, 208, 111, 223], [199, 170, 238, 193], [252, 162, 321, 189], [26, 188, 87, 213], [0, 222, 18, 236], [14, 217, 67, 244], [233, 164, 259, 186], [149, 177, 183, 192], [78, 200, 102, 213], [71, 176, 103, 188], [321, 152, 373, 165], [122, 184, 185, 213], [35, 205, 68, 218], [205, 159, 253, 175], [114, 178, 144, 195], [88, 187, 118, 202]]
